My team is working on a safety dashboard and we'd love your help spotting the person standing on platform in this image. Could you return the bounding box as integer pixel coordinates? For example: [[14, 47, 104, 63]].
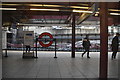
[[111, 33, 119, 60], [81, 35, 91, 58], [26, 45, 31, 53]]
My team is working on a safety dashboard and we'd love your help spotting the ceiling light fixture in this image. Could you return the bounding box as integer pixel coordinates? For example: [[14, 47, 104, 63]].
[[73, 10, 93, 13], [30, 8, 59, 11], [97, 8, 120, 12], [110, 13, 120, 15], [43, 4, 63, 7], [26, 4, 89, 9], [96, 12, 99, 14], [109, 9, 120, 12], [0, 8, 16, 10], [95, 12, 120, 16], [71, 6, 89, 9], [28, 4, 43, 6], [1, 4, 20, 6]]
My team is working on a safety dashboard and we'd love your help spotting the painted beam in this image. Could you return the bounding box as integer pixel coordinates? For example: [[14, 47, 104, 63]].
[[99, 2, 108, 79]]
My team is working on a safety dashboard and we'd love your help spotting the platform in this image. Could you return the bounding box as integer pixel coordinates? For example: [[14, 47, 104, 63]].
[[2, 51, 119, 79]]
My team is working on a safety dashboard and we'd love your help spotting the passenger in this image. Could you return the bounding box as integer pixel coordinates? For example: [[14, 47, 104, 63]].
[[81, 35, 91, 58], [26, 45, 31, 53], [111, 33, 119, 60]]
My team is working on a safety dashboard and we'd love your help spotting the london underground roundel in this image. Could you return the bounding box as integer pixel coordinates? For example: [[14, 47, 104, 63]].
[[39, 32, 53, 47]]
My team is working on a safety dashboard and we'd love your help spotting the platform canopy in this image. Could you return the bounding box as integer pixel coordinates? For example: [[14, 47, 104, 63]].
[[2, 2, 120, 27]]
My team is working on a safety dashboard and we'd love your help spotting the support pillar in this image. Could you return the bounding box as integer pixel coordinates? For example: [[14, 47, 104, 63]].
[[118, 2, 120, 80], [71, 13, 75, 58], [99, 2, 108, 79], [0, 1, 2, 79]]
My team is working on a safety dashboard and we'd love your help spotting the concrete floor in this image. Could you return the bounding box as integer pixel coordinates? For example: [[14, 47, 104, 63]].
[[2, 51, 119, 79]]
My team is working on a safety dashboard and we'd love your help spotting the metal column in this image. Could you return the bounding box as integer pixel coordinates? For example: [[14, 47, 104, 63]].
[[0, 2, 2, 79], [54, 39, 57, 58], [71, 13, 75, 58], [118, 2, 120, 80], [35, 38, 38, 58], [99, 2, 108, 79]]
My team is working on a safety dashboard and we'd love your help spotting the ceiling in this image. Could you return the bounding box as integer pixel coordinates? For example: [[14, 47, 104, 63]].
[[2, 2, 120, 26]]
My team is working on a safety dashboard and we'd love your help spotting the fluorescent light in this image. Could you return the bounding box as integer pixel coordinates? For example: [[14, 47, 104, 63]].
[[95, 12, 120, 16], [30, 8, 59, 11], [73, 10, 93, 13], [110, 13, 120, 15], [25, 4, 89, 9], [44, 5, 89, 9], [28, 4, 43, 6], [96, 12, 99, 14], [27, 4, 63, 7], [43, 4, 63, 7], [94, 11, 120, 16], [109, 9, 120, 12], [71, 6, 89, 9], [1, 4, 20, 6], [97, 8, 120, 12], [0, 8, 16, 10]]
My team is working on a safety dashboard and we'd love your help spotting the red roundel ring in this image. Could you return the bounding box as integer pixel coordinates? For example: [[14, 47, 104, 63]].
[[39, 32, 53, 47]]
